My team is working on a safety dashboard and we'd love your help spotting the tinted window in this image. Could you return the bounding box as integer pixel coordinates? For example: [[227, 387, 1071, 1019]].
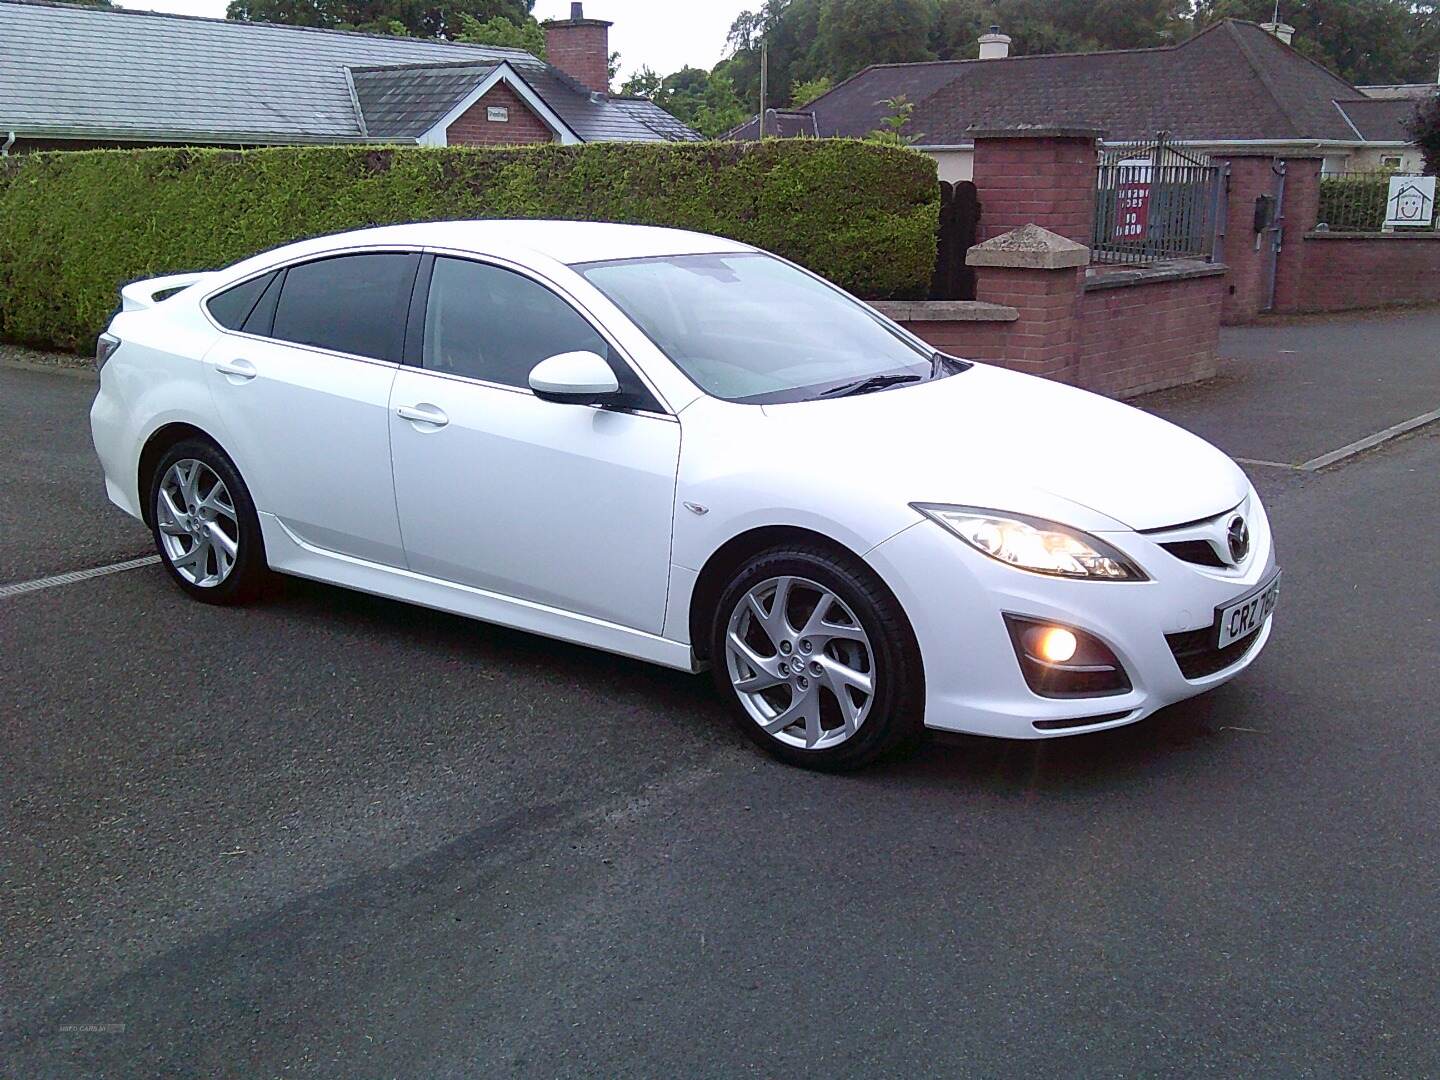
[[243, 270, 285, 337], [207, 272, 275, 331], [271, 254, 419, 362], [423, 258, 613, 390]]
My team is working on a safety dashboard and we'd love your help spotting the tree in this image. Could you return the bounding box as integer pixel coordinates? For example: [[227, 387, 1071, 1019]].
[[791, 75, 832, 106], [868, 94, 922, 145], [1409, 93, 1440, 176], [619, 65, 746, 138], [817, 0, 936, 80], [226, 1, 534, 40], [1191, 0, 1438, 85], [455, 12, 545, 56], [619, 66, 663, 100]]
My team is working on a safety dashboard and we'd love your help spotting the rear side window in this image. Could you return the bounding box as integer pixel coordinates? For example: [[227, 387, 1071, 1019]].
[[270, 253, 419, 363], [206, 271, 276, 331], [423, 257, 612, 388]]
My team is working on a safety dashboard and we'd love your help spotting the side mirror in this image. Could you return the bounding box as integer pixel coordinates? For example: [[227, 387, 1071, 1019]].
[[528, 350, 621, 406]]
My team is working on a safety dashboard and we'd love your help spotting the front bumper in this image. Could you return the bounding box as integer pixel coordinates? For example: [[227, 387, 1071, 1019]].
[[865, 498, 1278, 739]]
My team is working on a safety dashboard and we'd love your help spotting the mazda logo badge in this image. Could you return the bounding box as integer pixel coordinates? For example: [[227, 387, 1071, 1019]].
[[1227, 516, 1250, 564]]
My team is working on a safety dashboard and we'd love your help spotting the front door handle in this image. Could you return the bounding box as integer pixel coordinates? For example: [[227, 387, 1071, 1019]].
[[215, 358, 257, 382], [397, 403, 449, 429]]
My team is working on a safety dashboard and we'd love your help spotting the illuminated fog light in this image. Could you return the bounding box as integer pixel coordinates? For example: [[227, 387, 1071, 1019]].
[[1034, 627, 1078, 664]]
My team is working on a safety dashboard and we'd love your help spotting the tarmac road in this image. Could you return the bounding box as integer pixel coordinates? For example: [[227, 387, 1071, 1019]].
[[3, 355, 1438, 1078]]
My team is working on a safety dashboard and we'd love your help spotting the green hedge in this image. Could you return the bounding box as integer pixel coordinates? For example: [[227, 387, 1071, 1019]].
[[0, 140, 938, 351], [1317, 173, 1390, 232]]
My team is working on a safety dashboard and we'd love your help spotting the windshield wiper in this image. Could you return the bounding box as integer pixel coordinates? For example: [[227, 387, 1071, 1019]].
[[819, 373, 924, 399]]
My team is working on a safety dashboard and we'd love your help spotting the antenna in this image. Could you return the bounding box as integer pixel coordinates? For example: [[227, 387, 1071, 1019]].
[[1272, 0, 1281, 23], [759, 42, 769, 140]]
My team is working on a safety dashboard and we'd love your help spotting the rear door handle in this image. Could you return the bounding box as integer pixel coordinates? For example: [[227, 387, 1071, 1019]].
[[215, 358, 257, 382], [397, 403, 449, 429]]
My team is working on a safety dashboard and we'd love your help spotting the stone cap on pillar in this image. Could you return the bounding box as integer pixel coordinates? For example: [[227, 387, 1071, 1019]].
[[966, 224, 1090, 269], [966, 124, 1106, 141]]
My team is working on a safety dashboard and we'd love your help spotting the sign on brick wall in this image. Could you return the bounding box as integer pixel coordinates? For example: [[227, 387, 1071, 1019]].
[[1385, 176, 1436, 229]]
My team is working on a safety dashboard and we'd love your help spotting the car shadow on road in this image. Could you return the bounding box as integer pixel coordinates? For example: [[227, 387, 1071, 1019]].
[[868, 688, 1251, 797], [268, 573, 730, 720], [269, 573, 1251, 801]]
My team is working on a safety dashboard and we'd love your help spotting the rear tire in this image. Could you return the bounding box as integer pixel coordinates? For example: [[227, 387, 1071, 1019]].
[[710, 544, 925, 771], [148, 438, 270, 605]]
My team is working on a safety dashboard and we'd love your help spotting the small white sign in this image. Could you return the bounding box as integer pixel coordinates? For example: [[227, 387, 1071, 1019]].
[[1385, 175, 1436, 228], [487, 106, 509, 123]]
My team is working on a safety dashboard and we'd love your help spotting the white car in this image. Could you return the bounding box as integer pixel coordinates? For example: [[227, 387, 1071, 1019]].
[[92, 221, 1279, 770]]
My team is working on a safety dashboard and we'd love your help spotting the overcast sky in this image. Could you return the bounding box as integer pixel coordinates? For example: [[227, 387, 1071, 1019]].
[[112, 1, 750, 80]]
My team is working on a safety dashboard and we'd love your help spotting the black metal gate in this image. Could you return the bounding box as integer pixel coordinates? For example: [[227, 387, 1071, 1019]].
[[1092, 135, 1222, 266], [932, 180, 979, 300]]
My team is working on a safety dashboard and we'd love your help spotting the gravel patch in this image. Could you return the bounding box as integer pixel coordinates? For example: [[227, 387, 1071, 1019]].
[[0, 343, 94, 375]]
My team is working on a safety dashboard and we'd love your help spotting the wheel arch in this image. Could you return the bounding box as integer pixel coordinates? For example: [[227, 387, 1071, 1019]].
[[136, 422, 235, 527], [688, 525, 874, 664]]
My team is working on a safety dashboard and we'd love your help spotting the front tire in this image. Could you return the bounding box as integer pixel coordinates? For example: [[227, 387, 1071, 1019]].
[[148, 438, 269, 605], [710, 545, 924, 771]]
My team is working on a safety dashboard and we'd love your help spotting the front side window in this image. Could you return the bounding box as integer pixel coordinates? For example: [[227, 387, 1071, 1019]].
[[576, 252, 944, 404], [423, 257, 613, 389], [270, 253, 419, 363]]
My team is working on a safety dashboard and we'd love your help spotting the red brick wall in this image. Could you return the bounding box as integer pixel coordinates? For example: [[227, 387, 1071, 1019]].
[[1288, 235, 1440, 312], [1078, 273, 1224, 397], [974, 265, 1084, 382], [901, 131, 1225, 397], [545, 22, 610, 93], [445, 83, 556, 146], [971, 134, 1100, 247], [1214, 154, 1278, 323], [1271, 156, 1323, 315], [893, 270, 1224, 398]]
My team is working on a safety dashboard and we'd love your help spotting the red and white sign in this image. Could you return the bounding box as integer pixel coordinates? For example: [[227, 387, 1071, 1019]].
[[1113, 158, 1152, 241]]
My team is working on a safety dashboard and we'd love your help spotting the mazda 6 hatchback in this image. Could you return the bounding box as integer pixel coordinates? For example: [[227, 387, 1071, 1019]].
[[91, 221, 1279, 770]]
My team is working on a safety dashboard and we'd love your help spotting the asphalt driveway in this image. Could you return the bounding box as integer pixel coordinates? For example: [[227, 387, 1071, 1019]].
[[3, 327, 1439, 1077], [1140, 306, 1440, 468]]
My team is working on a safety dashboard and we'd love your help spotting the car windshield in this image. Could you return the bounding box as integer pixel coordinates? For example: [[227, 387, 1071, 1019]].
[[576, 252, 959, 404]]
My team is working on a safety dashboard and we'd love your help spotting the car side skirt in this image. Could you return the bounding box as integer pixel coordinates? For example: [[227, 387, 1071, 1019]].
[[259, 514, 700, 673]]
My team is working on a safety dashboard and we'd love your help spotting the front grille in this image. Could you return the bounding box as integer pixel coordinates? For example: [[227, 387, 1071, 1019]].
[[1165, 626, 1262, 679], [1160, 539, 1228, 569]]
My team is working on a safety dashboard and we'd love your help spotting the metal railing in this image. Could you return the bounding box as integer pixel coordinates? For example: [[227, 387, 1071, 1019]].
[[1092, 137, 1222, 265], [1317, 171, 1437, 233]]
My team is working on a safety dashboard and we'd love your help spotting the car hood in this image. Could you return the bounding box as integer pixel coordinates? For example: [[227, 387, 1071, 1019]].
[[759, 364, 1248, 533]]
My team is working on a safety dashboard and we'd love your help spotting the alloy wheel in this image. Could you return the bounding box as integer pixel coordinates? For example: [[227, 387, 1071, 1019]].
[[724, 575, 876, 750], [156, 459, 240, 588]]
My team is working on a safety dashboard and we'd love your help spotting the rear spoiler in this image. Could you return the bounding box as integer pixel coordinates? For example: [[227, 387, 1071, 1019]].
[[120, 271, 215, 312]]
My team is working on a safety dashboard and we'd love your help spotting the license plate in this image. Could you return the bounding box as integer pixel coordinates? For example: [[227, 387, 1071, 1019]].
[[1216, 572, 1281, 649]]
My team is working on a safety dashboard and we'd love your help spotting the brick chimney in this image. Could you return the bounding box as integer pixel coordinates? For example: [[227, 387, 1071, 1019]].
[[544, 2, 613, 95]]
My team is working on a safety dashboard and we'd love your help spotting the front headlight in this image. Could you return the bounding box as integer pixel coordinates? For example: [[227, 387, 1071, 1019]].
[[911, 504, 1147, 581]]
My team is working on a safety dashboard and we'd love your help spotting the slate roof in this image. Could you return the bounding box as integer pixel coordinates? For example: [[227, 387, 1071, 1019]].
[[351, 61, 504, 140], [1335, 98, 1422, 143], [0, 0, 697, 145], [728, 20, 1403, 148]]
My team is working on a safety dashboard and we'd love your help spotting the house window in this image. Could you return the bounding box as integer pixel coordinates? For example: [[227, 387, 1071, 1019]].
[[1381, 156, 1404, 170], [487, 106, 509, 123]]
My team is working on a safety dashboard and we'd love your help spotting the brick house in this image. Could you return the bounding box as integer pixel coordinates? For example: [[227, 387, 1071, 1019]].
[[0, 0, 698, 154], [727, 19, 1433, 180]]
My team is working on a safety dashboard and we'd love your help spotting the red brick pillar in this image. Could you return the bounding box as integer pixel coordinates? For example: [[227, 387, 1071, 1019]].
[[969, 127, 1104, 247], [1214, 153, 1281, 323], [966, 224, 1089, 383], [1271, 155, 1323, 314]]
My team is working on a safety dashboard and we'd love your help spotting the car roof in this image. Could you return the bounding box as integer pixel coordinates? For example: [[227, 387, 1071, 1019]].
[[268, 220, 755, 268]]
